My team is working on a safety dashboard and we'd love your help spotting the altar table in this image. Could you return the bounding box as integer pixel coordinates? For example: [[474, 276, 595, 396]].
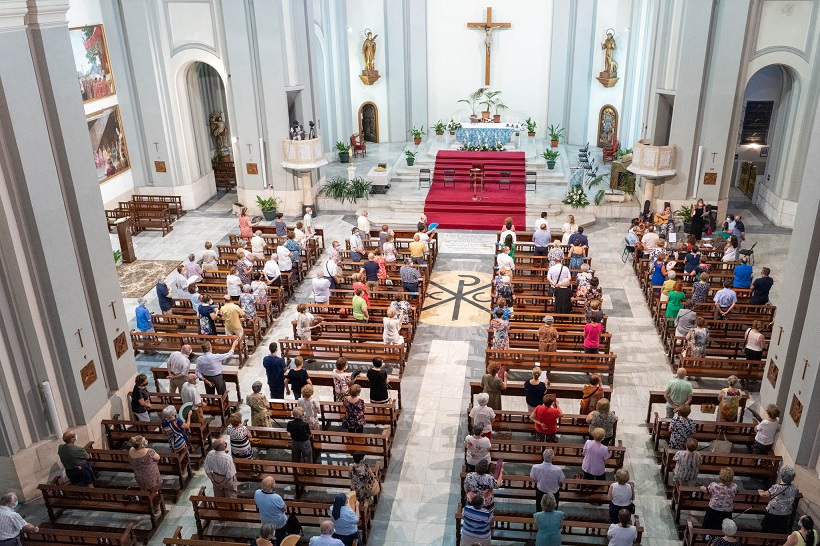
[[455, 123, 517, 147]]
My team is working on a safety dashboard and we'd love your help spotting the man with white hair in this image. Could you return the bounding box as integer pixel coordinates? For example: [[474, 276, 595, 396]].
[[250, 230, 266, 259], [155, 274, 173, 313], [203, 438, 237, 497], [263, 253, 281, 286], [357, 209, 370, 241], [0, 492, 39, 544], [135, 298, 153, 333], [530, 448, 565, 510], [303, 207, 314, 236], [664, 368, 693, 417], [167, 344, 193, 393], [312, 270, 331, 304], [286, 406, 313, 463], [181, 373, 204, 422]]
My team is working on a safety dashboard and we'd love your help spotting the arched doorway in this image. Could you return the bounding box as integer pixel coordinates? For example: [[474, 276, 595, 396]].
[[358, 102, 379, 143], [732, 65, 795, 199], [185, 62, 230, 176]]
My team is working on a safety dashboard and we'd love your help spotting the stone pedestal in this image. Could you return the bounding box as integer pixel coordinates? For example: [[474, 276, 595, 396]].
[[359, 69, 381, 85], [596, 71, 619, 88]]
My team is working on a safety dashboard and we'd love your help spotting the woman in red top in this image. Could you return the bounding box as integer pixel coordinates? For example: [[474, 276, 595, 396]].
[[351, 272, 370, 305], [530, 394, 562, 442], [584, 315, 604, 354]]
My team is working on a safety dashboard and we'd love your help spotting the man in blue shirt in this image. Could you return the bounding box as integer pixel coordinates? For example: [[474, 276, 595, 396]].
[[254, 476, 288, 543], [309, 521, 344, 545], [135, 298, 153, 332], [733, 257, 753, 288], [713, 280, 738, 319], [567, 226, 589, 248], [532, 224, 551, 256], [263, 342, 288, 399]]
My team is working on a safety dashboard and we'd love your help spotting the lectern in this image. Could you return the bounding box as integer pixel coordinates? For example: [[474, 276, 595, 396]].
[[115, 217, 136, 263]]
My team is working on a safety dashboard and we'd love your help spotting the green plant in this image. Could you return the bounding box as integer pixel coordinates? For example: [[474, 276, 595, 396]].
[[459, 142, 505, 152], [542, 149, 560, 162], [405, 150, 418, 159], [433, 120, 446, 133], [524, 117, 537, 133], [255, 195, 282, 212], [586, 174, 607, 205], [458, 87, 488, 116], [348, 177, 372, 203], [480, 90, 501, 114], [113, 249, 122, 264], [495, 101, 508, 115], [320, 177, 349, 201], [563, 185, 590, 208], [335, 141, 351, 153], [447, 119, 462, 131], [615, 147, 633, 159], [548, 124, 565, 142], [676, 204, 694, 222], [408, 126, 426, 140]]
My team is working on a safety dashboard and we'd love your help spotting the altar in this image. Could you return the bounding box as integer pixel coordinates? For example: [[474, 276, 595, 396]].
[[455, 123, 518, 147]]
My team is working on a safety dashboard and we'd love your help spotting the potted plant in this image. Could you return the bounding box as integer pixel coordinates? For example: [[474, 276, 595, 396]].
[[479, 90, 501, 120], [433, 120, 446, 135], [348, 177, 372, 203], [676, 204, 694, 233], [542, 149, 559, 170], [562, 185, 590, 209], [458, 87, 487, 122], [405, 150, 418, 166], [447, 119, 461, 135], [335, 141, 351, 163], [408, 126, 426, 145], [493, 101, 508, 123], [525, 117, 537, 137], [113, 249, 122, 266], [548, 124, 565, 148], [320, 177, 350, 202], [256, 194, 282, 221]]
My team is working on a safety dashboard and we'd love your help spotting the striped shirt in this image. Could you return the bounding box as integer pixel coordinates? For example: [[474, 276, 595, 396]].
[[203, 449, 236, 478], [461, 506, 492, 539], [195, 350, 234, 378], [400, 265, 421, 284], [167, 351, 191, 376], [0, 505, 27, 539]]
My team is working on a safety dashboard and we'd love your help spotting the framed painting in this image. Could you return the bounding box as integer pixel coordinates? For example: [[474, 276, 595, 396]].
[[87, 105, 130, 183], [69, 24, 116, 102], [597, 105, 618, 149]]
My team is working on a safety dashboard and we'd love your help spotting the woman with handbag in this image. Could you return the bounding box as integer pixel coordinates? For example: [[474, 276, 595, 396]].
[[350, 452, 379, 509], [759, 466, 799, 535]]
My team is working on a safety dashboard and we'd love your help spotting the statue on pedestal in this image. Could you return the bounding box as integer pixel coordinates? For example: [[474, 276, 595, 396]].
[[209, 111, 229, 153], [359, 29, 381, 85], [596, 29, 620, 88]]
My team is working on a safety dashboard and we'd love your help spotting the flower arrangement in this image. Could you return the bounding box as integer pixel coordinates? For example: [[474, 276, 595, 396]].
[[562, 185, 590, 208], [447, 119, 462, 132], [459, 142, 506, 152]]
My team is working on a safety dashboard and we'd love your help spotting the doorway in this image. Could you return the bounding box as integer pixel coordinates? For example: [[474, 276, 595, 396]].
[[185, 62, 229, 176], [358, 102, 379, 143]]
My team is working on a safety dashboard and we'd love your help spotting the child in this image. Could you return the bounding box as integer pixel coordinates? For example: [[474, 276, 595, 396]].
[[297, 384, 320, 429], [700, 467, 737, 529], [669, 404, 696, 450], [608, 469, 635, 524], [673, 437, 702, 486], [469, 393, 496, 439], [753, 404, 780, 454]]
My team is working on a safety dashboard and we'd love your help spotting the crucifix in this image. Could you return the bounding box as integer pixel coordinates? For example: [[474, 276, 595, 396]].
[[467, 7, 511, 85]]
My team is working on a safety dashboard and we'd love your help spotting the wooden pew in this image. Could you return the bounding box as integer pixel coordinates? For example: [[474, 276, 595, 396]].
[[84, 441, 192, 500], [660, 447, 780, 487], [38, 480, 166, 538], [279, 339, 406, 376], [132, 194, 185, 220], [103, 415, 212, 457], [130, 331, 248, 367], [480, 439, 625, 470], [645, 389, 749, 424], [150, 314, 262, 351], [293, 319, 413, 352], [21, 527, 137, 546], [247, 427, 392, 469], [672, 484, 800, 526], [454, 506, 643, 545], [486, 349, 617, 385], [506, 311, 608, 328], [162, 527, 248, 546], [469, 381, 612, 404], [650, 412, 757, 455], [683, 521, 787, 546], [467, 406, 617, 441], [490, 329, 612, 354], [310, 370, 403, 410], [145, 391, 231, 424], [266, 399, 398, 436], [190, 486, 371, 540], [679, 356, 766, 384], [151, 365, 241, 402]]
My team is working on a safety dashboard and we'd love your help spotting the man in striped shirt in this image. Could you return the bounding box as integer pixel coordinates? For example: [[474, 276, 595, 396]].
[[400, 258, 421, 293], [461, 494, 493, 546], [203, 438, 237, 498]]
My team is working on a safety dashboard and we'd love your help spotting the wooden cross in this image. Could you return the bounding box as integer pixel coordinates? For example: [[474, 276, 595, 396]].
[[467, 7, 511, 85]]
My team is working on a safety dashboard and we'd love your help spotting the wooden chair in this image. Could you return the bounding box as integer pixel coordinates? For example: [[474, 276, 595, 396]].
[[603, 138, 619, 162], [351, 134, 366, 157]]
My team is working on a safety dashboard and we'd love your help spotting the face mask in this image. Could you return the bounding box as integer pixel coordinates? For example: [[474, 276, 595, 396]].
[[12, 500, 18, 509], [74, 434, 78, 442]]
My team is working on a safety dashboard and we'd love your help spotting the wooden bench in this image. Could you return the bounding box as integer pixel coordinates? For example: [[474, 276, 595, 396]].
[[103, 415, 212, 457], [294, 320, 413, 352], [132, 194, 185, 220], [145, 391, 231, 424], [486, 349, 617, 385], [650, 412, 757, 455], [21, 526, 136, 546], [469, 381, 612, 403], [683, 521, 787, 546], [266, 399, 398, 436], [151, 365, 241, 402], [162, 527, 248, 546], [454, 506, 643, 545], [467, 406, 617, 441], [150, 314, 262, 351], [679, 356, 766, 384], [119, 201, 174, 236], [506, 311, 608, 328], [482, 439, 625, 470], [645, 389, 749, 424], [130, 331, 248, 367], [310, 370, 403, 409], [247, 427, 392, 469], [660, 447, 780, 487], [489, 329, 612, 354], [39, 480, 166, 538], [214, 160, 236, 191], [279, 339, 407, 376], [672, 484, 800, 526], [84, 441, 192, 500], [190, 486, 371, 540]]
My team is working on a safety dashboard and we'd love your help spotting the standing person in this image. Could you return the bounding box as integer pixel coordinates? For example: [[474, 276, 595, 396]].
[[219, 294, 245, 337], [753, 404, 780, 454], [607, 469, 635, 524], [535, 211, 550, 232], [582, 428, 609, 480], [285, 357, 311, 401], [131, 374, 151, 421], [170, 264, 188, 299], [350, 452, 378, 509], [310, 521, 345, 546], [226, 413, 253, 459], [561, 214, 578, 245], [686, 317, 710, 358], [246, 381, 272, 427], [408, 234, 426, 264], [668, 405, 696, 450], [286, 407, 313, 463], [461, 495, 493, 546], [713, 280, 738, 319], [263, 342, 288, 399], [128, 435, 163, 496], [665, 281, 686, 324], [378, 224, 393, 249], [195, 339, 238, 396], [584, 314, 604, 354], [367, 357, 390, 404], [382, 234, 398, 263], [607, 509, 639, 546], [533, 493, 563, 546], [201, 242, 219, 271], [469, 393, 496, 439], [717, 375, 742, 422], [357, 210, 371, 241], [530, 394, 562, 443], [525, 368, 548, 412], [533, 222, 551, 257], [750, 267, 774, 304], [332, 358, 354, 402], [579, 375, 604, 415], [263, 254, 281, 286], [197, 295, 218, 335], [161, 405, 191, 454], [135, 298, 154, 333], [312, 270, 331, 303], [203, 438, 238, 497], [352, 288, 369, 322], [464, 424, 492, 472], [362, 252, 380, 293], [700, 468, 738, 529], [382, 306, 404, 346], [538, 316, 558, 353], [58, 431, 94, 487], [303, 207, 314, 236], [530, 449, 564, 511], [342, 384, 366, 433], [276, 240, 293, 274], [664, 368, 693, 417], [553, 278, 573, 315], [568, 238, 586, 273], [239, 285, 258, 320], [330, 493, 361, 546], [759, 466, 799, 535], [155, 275, 173, 313], [0, 492, 39, 542], [226, 267, 242, 300], [274, 213, 287, 236], [296, 304, 321, 345], [782, 516, 818, 546], [166, 345, 193, 393], [250, 230, 267, 259], [733, 256, 753, 288], [464, 459, 500, 514], [254, 476, 288, 544], [689, 198, 706, 239], [400, 258, 421, 292], [586, 398, 617, 446], [181, 373, 205, 423], [481, 363, 507, 411], [673, 437, 702, 486], [744, 321, 766, 361], [239, 207, 256, 238], [675, 301, 698, 338], [297, 385, 321, 430], [490, 309, 510, 350], [349, 227, 365, 262]]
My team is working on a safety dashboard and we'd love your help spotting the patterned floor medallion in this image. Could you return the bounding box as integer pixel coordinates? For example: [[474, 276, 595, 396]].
[[420, 270, 493, 327]]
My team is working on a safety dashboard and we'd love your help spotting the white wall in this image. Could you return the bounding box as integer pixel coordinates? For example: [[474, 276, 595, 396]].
[[347, 0, 389, 141], [427, 0, 552, 128], [586, 0, 633, 147]]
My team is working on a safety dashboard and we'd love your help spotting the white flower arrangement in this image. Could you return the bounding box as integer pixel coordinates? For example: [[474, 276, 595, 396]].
[[562, 185, 590, 208]]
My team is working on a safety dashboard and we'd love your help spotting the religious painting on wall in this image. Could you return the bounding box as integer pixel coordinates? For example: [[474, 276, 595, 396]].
[[740, 101, 774, 145], [70, 25, 116, 102], [597, 105, 618, 149], [87, 105, 130, 183]]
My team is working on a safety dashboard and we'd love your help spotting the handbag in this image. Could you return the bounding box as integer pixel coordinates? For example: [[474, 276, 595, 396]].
[[708, 430, 732, 453], [369, 477, 381, 497], [700, 403, 717, 414]]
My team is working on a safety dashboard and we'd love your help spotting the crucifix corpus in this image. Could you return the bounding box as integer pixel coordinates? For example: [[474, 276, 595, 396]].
[[467, 7, 511, 85]]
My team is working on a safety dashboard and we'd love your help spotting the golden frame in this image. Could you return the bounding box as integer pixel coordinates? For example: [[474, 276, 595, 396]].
[[69, 24, 117, 103], [597, 104, 618, 149], [86, 105, 131, 185]]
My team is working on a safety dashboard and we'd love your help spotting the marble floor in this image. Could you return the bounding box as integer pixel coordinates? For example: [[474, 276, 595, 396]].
[[26, 183, 792, 545]]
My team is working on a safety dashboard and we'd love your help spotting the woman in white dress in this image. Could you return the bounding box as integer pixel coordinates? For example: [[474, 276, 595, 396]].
[[201, 241, 219, 271], [382, 306, 404, 345], [561, 214, 578, 245], [171, 264, 188, 299]]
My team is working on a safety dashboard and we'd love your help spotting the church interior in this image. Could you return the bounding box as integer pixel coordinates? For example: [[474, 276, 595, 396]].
[[1, 0, 820, 545]]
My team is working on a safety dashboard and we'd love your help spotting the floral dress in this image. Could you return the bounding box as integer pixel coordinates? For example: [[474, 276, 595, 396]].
[[692, 281, 710, 303], [383, 242, 397, 263], [343, 398, 366, 431], [718, 388, 742, 422], [375, 255, 387, 281], [239, 292, 257, 319], [490, 318, 510, 349], [130, 449, 163, 491], [246, 392, 272, 427], [297, 398, 321, 430], [333, 370, 351, 402], [350, 461, 377, 503], [687, 327, 709, 357]]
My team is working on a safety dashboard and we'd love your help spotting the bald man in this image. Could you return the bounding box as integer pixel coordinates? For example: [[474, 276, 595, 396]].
[[181, 373, 204, 422], [255, 476, 287, 542], [203, 438, 237, 498], [0, 492, 39, 544], [57, 431, 94, 487], [167, 344, 193, 393], [309, 520, 345, 545], [664, 368, 693, 417]]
